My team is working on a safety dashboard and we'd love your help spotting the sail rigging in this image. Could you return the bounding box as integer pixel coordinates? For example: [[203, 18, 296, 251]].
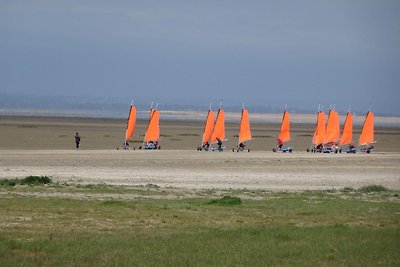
[[150, 108, 156, 119]]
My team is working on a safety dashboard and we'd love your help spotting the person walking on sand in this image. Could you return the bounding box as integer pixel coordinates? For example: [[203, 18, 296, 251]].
[[75, 132, 81, 149]]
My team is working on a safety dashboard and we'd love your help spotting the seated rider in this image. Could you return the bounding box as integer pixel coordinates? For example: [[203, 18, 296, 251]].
[[217, 138, 223, 151], [332, 143, 338, 151], [202, 141, 210, 149], [238, 142, 245, 151], [123, 140, 129, 150], [277, 138, 283, 151]]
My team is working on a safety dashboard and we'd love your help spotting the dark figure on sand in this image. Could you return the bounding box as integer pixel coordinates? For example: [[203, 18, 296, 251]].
[[238, 142, 246, 151], [123, 140, 129, 150], [75, 132, 81, 149], [217, 138, 223, 151], [202, 141, 210, 150], [277, 138, 283, 151]]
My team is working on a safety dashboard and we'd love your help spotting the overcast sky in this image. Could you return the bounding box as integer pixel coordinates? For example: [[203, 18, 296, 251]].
[[1, 0, 399, 114]]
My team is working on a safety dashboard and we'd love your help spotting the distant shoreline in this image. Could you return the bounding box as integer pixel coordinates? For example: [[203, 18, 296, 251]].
[[1, 109, 400, 127]]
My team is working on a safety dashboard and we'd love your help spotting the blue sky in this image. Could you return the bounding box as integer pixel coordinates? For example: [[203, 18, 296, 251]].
[[1, 0, 399, 115]]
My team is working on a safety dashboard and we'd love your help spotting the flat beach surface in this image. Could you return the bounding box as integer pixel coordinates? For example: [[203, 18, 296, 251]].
[[0, 116, 399, 191], [1, 115, 400, 151], [1, 149, 399, 191]]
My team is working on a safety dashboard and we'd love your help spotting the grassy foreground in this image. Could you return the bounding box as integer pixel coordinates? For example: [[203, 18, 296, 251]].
[[0, 182, 399, 266]]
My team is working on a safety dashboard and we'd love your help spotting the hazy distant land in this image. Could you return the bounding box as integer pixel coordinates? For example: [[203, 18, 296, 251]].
[[1, 94, 400, 123]]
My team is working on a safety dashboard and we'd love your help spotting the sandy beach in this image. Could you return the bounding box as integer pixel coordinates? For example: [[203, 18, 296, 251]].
[[1, 115, 400, 151], [0, 117, 400, 191], [0, 116, 399, 191], [0, 149, 399, 191]]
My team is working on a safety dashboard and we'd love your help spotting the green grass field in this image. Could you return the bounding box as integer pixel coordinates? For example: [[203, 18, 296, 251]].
[[0, 179, 399, 266]]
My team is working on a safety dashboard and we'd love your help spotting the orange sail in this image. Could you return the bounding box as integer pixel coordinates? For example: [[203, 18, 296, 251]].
[[312, 111, 326, 145], [211, 109, 225, 143], [144, 109, 160, 142], [340, 112, 353, 145], [312, 128, 317, 145], [359, 111, 374, 145], [325, 109, 340, 144], [125, 104, 136, 141], [238, 108, 252, 144], [278, 110, 290, 144], [202, 109, 215, 145]]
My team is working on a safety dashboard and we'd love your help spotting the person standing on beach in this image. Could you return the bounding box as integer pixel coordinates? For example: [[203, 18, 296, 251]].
[[75, 132, 81, 149]]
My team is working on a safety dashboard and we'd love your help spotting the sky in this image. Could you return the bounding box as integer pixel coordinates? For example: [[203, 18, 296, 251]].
[[1, 0, 399, 115]]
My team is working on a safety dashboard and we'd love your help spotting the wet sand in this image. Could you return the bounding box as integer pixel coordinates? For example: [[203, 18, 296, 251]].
[[1, 115, 399, 151], [0, 116, 399, 191]]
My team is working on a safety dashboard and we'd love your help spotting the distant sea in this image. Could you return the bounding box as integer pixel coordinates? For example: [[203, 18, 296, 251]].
[[1, 108, 400, 127], [1, 94, 399, 126]]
